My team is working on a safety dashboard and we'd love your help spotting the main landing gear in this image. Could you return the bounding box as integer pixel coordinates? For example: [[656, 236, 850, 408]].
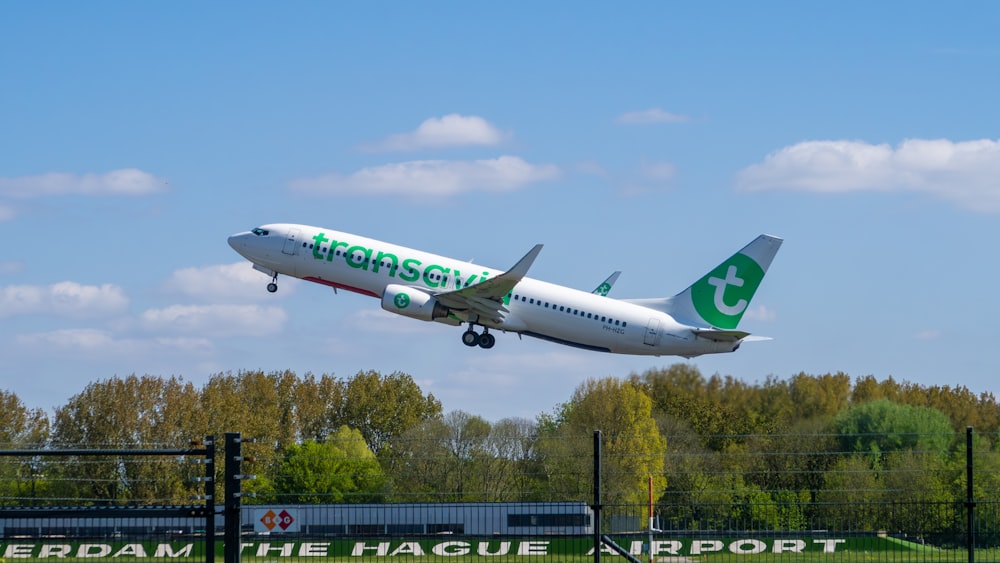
[[462, 326, 495, 349], [266, 273, 278, 293]]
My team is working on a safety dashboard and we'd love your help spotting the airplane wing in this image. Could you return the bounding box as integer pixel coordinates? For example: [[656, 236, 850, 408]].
[[433, 244, 543, 324], [592, 271, 621, 296]]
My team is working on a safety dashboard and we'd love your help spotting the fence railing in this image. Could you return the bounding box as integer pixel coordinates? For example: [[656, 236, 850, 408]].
[[3, 428, 1000, 562]]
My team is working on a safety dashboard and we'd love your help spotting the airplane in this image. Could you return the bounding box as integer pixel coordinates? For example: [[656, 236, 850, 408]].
[[227, 224, 782, 357]]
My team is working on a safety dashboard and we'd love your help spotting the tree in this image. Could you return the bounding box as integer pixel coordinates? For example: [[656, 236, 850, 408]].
[[815, 454, 883, 531], [833, 399, 955, 456], [440, 410, 491, 499], [340, 370, 443, 454], [0, 390, 49, 446], [538, 377, 666, 509], [380, 411, 525, 502], [50, 374, 203, 504], [293, 373, 345, 442], [272, 427, 385, 503], [380, 417, 453, 501], [199, 370, 302, 499], [0, 390, 50, 503], [482, 417, 540, 500], [787, 372, 852, 421], [633, 364, 762, 450]]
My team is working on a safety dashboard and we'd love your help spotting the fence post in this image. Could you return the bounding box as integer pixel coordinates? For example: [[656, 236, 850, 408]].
[[967, 426, 974, 563], [593, 430, 602, 563], [224, 433, 242, 563], [205, 435, 215, 563]]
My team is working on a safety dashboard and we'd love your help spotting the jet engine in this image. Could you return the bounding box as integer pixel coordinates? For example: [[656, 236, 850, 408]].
[[381, 284, 451, 322]]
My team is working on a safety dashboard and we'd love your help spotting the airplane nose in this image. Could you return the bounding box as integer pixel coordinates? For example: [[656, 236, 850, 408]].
[[228, 232, 250, 253]]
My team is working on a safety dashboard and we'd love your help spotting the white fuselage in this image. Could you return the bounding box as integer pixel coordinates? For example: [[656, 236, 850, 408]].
[[228, 223, 742, 357]]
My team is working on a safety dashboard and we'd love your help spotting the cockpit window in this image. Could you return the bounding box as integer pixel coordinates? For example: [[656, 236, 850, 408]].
[[251, 228, 270, 236]]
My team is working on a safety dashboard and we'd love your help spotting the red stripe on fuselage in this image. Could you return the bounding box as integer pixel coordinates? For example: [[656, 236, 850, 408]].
[[304, 276, 380, 298]]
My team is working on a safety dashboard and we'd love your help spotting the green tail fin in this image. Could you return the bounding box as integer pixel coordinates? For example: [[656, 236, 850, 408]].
[[667, 234, 783, 329]]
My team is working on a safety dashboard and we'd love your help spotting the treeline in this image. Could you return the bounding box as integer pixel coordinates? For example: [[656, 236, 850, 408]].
[[2, 365, 1000, 536]]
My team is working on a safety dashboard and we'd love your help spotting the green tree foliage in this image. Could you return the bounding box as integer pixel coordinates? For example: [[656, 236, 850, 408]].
[[0, 390, 50, 504], [49, 375, 203, 504], [272, 427, 385, 503], [833, 399, 955, 456], [380, 413, 540, 502], [339, 370, 443, 455], [0, 390, 49, 446], [481, 417, 540, 501], [293, 373, 346, 442], [380, 417, 453, 501], [815, 454, 883, 530], [10, 363, 1000, 546], [200, 370, 301, 499], [538, 377, 666, 509]]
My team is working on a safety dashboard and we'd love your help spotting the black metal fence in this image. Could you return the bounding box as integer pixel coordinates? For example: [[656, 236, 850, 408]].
[[3, 429, 1000, 562]]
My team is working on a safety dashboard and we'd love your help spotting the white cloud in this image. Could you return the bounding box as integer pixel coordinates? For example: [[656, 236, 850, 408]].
[[162, 262, 298, 302], [617, 161, 678, 196], [0, 261, 24, 276], [364, 114, 507, 151], [351, 308, 449, 334], [736, 139, 1000, 212], [742, 304, 776, 322], [642, 161, 677, 180], [915, 329, 943, 340], [575, 161, 608, 176], [0, 169, 166, 198], [0, 282, 129, 318], [139, 304, 287, 337], [439, 348, 602, 418], [15, 328, 214, 356], [617, 108, 691, 124], [0, 203, 15, 221], [289, 156, 560, 198]]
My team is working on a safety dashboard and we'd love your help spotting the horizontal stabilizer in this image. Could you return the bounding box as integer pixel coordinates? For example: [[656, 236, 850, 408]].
[[692, 328, 751, 342]]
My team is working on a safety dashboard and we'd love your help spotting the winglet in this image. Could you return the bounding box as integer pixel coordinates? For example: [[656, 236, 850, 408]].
[[505, 244, 543, 281]]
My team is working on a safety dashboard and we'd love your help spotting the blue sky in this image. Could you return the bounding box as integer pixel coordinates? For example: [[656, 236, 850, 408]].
[[2, 2, 998, 421]]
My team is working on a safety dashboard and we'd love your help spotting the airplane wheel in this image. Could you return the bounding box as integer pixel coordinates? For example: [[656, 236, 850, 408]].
[[267, 283, 278, 293], [461, 330, 479, 347], [478, 332, 496, 349]]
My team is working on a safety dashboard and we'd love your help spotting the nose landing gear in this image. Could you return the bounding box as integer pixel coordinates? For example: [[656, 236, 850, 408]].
[[462, 326, 495, 349], [266, 273, 278, 293]]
